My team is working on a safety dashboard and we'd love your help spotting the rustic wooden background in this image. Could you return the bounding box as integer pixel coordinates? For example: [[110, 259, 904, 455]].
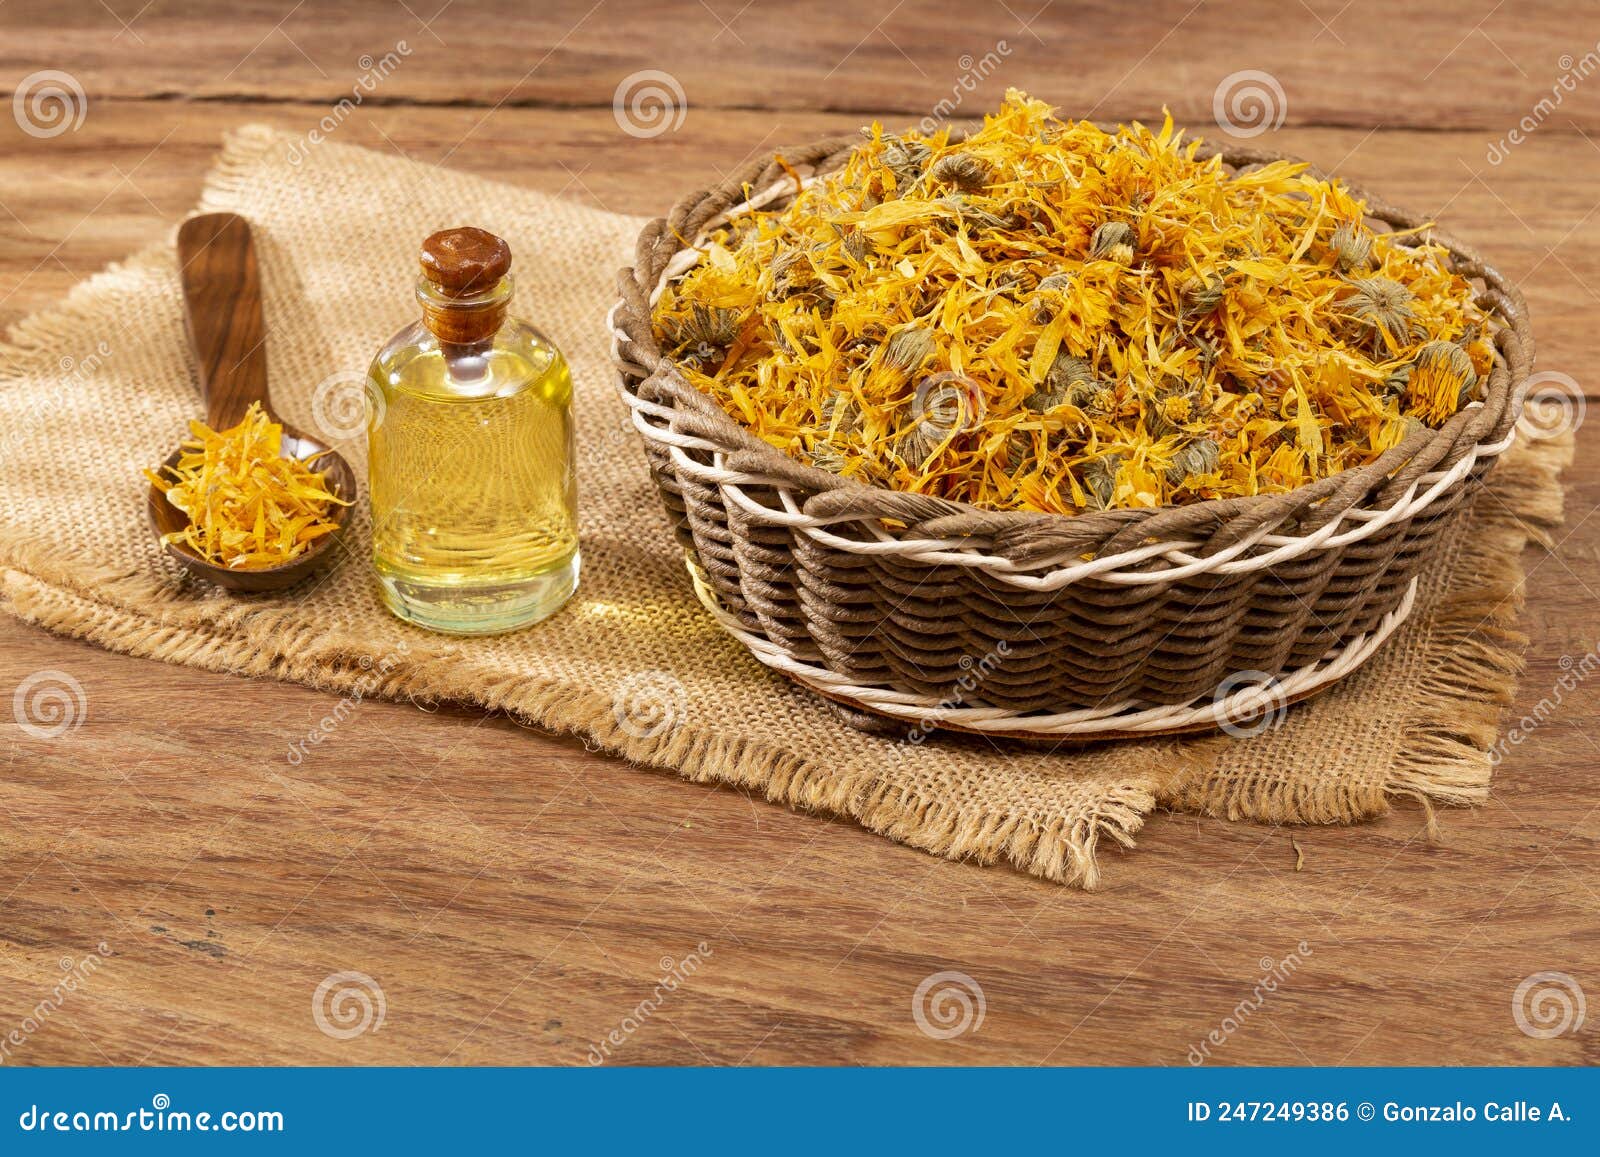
[[2, 0, 1597, 1065]]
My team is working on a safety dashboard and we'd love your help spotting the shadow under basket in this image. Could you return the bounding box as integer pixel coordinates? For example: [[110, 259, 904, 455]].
[[608, 128, 1532, 742]]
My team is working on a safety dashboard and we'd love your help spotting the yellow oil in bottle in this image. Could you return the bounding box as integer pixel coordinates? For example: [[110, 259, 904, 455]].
[[367, 228, 578, 634]]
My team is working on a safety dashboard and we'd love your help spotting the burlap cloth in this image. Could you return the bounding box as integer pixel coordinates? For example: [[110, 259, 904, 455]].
[[0, 127, 1572, 887]]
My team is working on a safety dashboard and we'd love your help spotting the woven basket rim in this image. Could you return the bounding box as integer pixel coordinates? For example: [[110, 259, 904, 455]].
[[612, 120, 1532, 555]]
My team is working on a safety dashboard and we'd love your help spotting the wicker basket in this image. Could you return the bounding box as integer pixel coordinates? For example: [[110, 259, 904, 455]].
[[608, 128, 1532, 740]]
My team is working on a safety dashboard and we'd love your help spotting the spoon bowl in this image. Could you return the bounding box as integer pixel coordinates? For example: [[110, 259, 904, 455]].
[[146, 212, 357, 592], [146, 435, 357, 592]]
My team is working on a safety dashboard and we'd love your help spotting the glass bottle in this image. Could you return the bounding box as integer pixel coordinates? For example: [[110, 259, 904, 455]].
[[366, 227, 578, 634]]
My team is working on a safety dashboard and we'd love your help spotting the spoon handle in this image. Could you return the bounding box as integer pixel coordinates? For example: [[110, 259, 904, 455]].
[[177, 213, 271, 430]]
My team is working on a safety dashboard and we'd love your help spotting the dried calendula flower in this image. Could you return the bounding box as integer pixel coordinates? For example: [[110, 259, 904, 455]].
[[1081, 454, 1122, 509], [806, 439, 848, 474], [1005, 426, 1039, 472], [841, 229, 874, 262], [661, 302, 740, 350], [1405, 340, 1479, 423], [936, 194, 1013, 232], [1089, 221, 1135, 263], [770, 247, 818, 297], [930, 152, 992, 191], [1382, 361, 1412, 398], [143, 401, 349, 570], [1180, 275, 1225, 319], [1328, 221, 1373, 272], [1027, 351, 1095, 411], [896, 421, 943, 471], [878, 133, 931, 190], [653, 89, 1491, 515], [879, 326, 936, 380], [1165, 393, 1195, 423], [1166, 437, 1222, 485], [1341, 277, 1415, 351]]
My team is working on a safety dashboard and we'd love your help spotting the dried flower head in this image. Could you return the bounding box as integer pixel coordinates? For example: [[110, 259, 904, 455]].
[[1024, 351, 1096, 412], [1342, 277, 1415, 351], [806, 439, 849, 474], [945, 194, 1017, 232], [879, 133, 931, 190], [841, 229, 874, 262], [1081, 454, 1122, 509], [930, 152, 992, 192], [1329, 221, 1373, 272], [771, 247, 818, 297], [1030, 272, 1078, 323], [993, 268, 1035, 294], [896, 423, 942, 471], [1161, 392, 1195, 425], [661, 302, 740, 350], [1180, 275, 1225, 319], [1089, 221, 1135, 263], [1048, 352, 1093, 387], [1166, 437, 1221, 485], [1405, 340, 1478, 424], [879, 326, 936, 379], [1381, 361, 1411, 398]]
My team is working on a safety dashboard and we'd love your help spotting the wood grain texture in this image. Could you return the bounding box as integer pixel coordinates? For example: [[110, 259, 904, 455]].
[[5, 0, 1598, 129], [175, 212, 271, 429], [1, 0, 1598, 1067]]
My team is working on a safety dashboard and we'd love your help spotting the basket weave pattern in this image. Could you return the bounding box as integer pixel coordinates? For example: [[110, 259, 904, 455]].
[[610, 130, 1532, 732]]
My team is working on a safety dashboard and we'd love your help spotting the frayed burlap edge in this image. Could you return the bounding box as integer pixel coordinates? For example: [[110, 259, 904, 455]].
[[1158, 428, 1574, 831]]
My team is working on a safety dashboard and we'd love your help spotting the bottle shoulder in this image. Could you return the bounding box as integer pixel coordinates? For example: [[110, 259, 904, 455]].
[[370, 316, 568, 402]]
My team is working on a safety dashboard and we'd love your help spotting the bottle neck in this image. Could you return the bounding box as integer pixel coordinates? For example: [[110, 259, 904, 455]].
[[417, 272, 513, 344]]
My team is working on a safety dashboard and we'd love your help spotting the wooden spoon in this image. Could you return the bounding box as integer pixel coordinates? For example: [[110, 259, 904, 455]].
[[146, 212, 357, 592]]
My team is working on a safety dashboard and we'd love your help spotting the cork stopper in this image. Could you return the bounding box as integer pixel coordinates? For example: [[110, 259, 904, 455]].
[[417, 227, 513, 343]]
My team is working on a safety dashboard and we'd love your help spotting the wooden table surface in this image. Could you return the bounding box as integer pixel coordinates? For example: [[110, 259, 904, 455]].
[[2, 0, 1597, 1066]]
